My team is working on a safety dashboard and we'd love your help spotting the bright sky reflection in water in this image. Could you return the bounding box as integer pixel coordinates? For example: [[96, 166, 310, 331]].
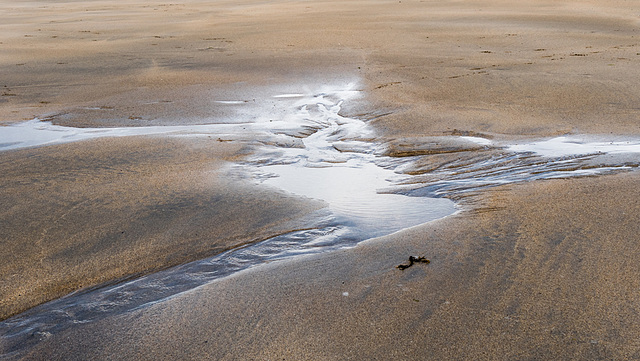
[[5, 83, 640, 359], [508, 136, 640, 157], [249, 83, 456, 238], [263, 159, 455, 238], [0, 82, 458, 241], [0, 85, 458, 358]]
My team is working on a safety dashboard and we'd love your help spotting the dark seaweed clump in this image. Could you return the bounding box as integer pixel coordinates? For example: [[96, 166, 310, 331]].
[[396, 256, 430, 270]]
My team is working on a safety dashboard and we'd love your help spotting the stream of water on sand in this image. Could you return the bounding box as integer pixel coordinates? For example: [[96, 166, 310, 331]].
[[3, 83, 640, 358]]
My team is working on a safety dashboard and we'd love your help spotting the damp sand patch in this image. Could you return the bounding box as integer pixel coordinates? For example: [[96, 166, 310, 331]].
[[0, 84, 456, 358], [386, 136, 640, 199], [3, 83, 640, 358]]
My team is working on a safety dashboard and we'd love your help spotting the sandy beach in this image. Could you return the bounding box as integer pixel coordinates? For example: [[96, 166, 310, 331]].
[[19, 172, 640, 360], [2, 0, 640, 359]]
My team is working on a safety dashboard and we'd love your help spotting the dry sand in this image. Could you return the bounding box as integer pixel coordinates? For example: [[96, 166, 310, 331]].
[[2, 0, 640, 359], [2, 0, 640, 135]]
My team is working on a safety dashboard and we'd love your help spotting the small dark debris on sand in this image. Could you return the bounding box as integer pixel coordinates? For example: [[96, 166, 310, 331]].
[[396, 256, 430, 270]]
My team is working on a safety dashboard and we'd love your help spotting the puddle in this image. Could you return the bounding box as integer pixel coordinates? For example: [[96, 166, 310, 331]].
[[263, 161, 453, 238], [245, 86, 456, 238], [507, 136, 640, 157], [0, 84, 457, 358], [0, 118, 238, 151], [3, 83, 640, 358]]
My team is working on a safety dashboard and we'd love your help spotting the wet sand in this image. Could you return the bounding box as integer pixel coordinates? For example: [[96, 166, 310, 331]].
[[3, 0, 640, 359], [0, 136, 323, 320], [2, 0, 640, 135], [20, 172, 640, 360]]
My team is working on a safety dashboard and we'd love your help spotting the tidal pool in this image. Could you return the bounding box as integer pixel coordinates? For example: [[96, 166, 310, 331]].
[[3, 82, 640, 358], [0, 84, 457, 357]]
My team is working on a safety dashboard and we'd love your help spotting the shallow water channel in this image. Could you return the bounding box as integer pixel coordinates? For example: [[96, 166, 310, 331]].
[[2, 83, 640, 358]]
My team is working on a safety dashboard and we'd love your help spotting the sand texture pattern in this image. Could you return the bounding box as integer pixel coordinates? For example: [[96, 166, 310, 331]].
[[20, 172, 640, 360], [0, 136, 322, 320], [2, 0, 640, 359]]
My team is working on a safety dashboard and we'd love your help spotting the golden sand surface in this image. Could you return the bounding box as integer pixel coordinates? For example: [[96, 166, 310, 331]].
[[21, 172, 640, 360], [2, 0, 639, 135], [0, 136, 323, 320], [2, 0, 640, 359]]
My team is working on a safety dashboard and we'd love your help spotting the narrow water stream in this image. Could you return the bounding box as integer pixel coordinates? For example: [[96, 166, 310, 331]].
[[2, 83, 640, 358], [0, 84, 456, 358]]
